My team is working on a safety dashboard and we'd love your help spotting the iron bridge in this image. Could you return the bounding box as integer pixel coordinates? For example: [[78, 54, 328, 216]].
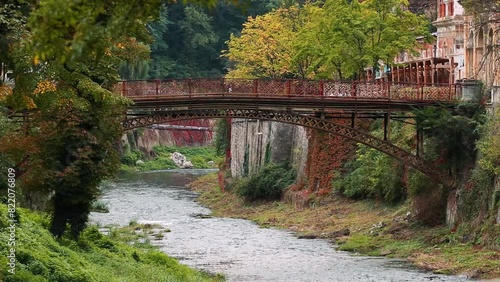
[[118, 78, 461, 188]]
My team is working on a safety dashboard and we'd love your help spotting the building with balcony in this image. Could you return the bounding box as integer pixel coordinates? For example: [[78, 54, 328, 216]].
[[371, 0, 465, 85]]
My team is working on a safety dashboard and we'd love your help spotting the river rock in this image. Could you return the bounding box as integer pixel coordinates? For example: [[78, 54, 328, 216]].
[[171, 152, 193, 168], [207, 161, 215, 167], [183, 160, 194, 169], [136, 160, 145, 165]]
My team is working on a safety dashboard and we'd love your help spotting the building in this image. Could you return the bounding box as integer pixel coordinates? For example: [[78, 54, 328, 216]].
[[463, 2, 499, 103], [389, 0, 464, 85], [368, 0, 465, 85], [434, 0, 465, 82]]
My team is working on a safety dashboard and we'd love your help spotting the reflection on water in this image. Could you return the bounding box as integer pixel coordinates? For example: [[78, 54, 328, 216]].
[[91, 170, 469, 282]]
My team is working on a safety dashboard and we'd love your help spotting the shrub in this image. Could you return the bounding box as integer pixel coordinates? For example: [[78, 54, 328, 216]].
[[90, 200, 109, 213], [120, 150, 143, 166], [234, 163, 296, 201], [334, 145, 406, 203]]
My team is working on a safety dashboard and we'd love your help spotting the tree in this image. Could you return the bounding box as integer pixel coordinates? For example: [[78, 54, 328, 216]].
[[461, 0, 500, 19], [225, 0, 431, 80], [360, 0, 432, 79], [1, 0, 228, 238], [223, 6, 305, 78], [295, 0, 366, 79], [147, 1, 279, 79], [165, 4, 220, 77]]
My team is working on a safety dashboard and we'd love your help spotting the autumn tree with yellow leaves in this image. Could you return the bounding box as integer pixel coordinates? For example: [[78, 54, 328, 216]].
[[225, 0, 431, 80], [223, 6, 307, 78]]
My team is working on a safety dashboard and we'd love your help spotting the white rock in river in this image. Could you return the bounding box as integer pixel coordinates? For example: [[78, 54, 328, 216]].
[[171, 152, 193, 168], [182, 161, 194, 169]]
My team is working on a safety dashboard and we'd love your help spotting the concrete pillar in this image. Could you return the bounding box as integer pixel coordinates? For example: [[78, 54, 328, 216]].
[[461, 79, 481, 100]]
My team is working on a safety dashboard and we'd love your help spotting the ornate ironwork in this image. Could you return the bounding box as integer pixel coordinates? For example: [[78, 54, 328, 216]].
[[123, 108, 455, 188], [115, 78, 461, 101]]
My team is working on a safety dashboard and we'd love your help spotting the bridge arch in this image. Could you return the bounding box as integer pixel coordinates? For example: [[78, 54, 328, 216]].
[[123, 108, 455, 188]]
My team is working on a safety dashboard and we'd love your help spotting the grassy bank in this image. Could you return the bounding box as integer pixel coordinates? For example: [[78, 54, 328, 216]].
[[0, 204, 223, 282], [121, 146, 222, 172], [189, 173, 500, 279]]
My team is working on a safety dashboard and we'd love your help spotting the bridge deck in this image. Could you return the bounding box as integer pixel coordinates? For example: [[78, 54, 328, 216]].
[[116, 78, 461, 113]]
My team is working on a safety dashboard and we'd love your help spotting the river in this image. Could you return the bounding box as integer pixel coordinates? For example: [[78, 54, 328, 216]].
[[91, 170, 469, 282]]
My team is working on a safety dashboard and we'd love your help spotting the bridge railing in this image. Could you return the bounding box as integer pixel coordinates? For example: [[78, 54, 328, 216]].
[[114, 78, 460, 101]]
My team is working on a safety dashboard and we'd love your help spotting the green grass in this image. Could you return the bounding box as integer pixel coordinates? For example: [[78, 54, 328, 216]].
[[0, 204, 223, 282], [338, 234, 379, 253], [121, 146, 222, 172]]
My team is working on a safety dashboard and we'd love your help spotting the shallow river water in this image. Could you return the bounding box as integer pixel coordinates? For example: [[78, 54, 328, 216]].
[[91, 170, 470, 282]]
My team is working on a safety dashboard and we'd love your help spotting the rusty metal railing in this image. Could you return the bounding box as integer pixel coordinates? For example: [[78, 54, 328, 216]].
[[113, 78, 460, 102]]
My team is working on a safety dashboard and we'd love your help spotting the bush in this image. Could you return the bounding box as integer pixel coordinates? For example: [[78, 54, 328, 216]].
[[90, 200, 109, 213], [234, 163, 296, 201], [334, 145, 406, 203], [120, 150, 143, 166]]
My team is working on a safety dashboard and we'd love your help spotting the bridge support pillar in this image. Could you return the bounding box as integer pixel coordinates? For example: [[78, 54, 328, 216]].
[[383, 113, 391, 141], [351, 112, 357, 128]]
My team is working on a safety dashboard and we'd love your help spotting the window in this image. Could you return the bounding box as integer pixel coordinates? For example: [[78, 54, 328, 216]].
[[439, 0, 446, 18]]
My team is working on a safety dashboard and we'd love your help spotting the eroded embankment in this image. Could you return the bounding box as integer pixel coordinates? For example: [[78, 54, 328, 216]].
[[189, 173, 500, 280]]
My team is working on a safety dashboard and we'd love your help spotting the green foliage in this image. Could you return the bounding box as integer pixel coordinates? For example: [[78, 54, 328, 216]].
[[338, 234, 378, 253], [477, 107, 500, 175], [461, 0, 500, 16], [138, 156, 178, 171], [122, 146, 222, 171], [28, 0, 162, 63], [0, 205, 222, 282], [225, 0, 431, 79], [334, 121, 413, 204], [90, 200, 109, 213], [148, 1, 276, 78], [121, 150, 144, 166], [414, 98, 485, 176], [456, 105, 498, 227], [460, 166, 496, 222], [234, 163, 296, 201], [152, 146, 220, 168], [334, 145, 405, 203], [1, 0, 251, 240], [214, 119, 229, 156]]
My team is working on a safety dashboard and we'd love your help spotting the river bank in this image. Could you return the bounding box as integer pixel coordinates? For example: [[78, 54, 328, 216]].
[[0, 204, 223, 282], [189, 173, 500, 280]]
